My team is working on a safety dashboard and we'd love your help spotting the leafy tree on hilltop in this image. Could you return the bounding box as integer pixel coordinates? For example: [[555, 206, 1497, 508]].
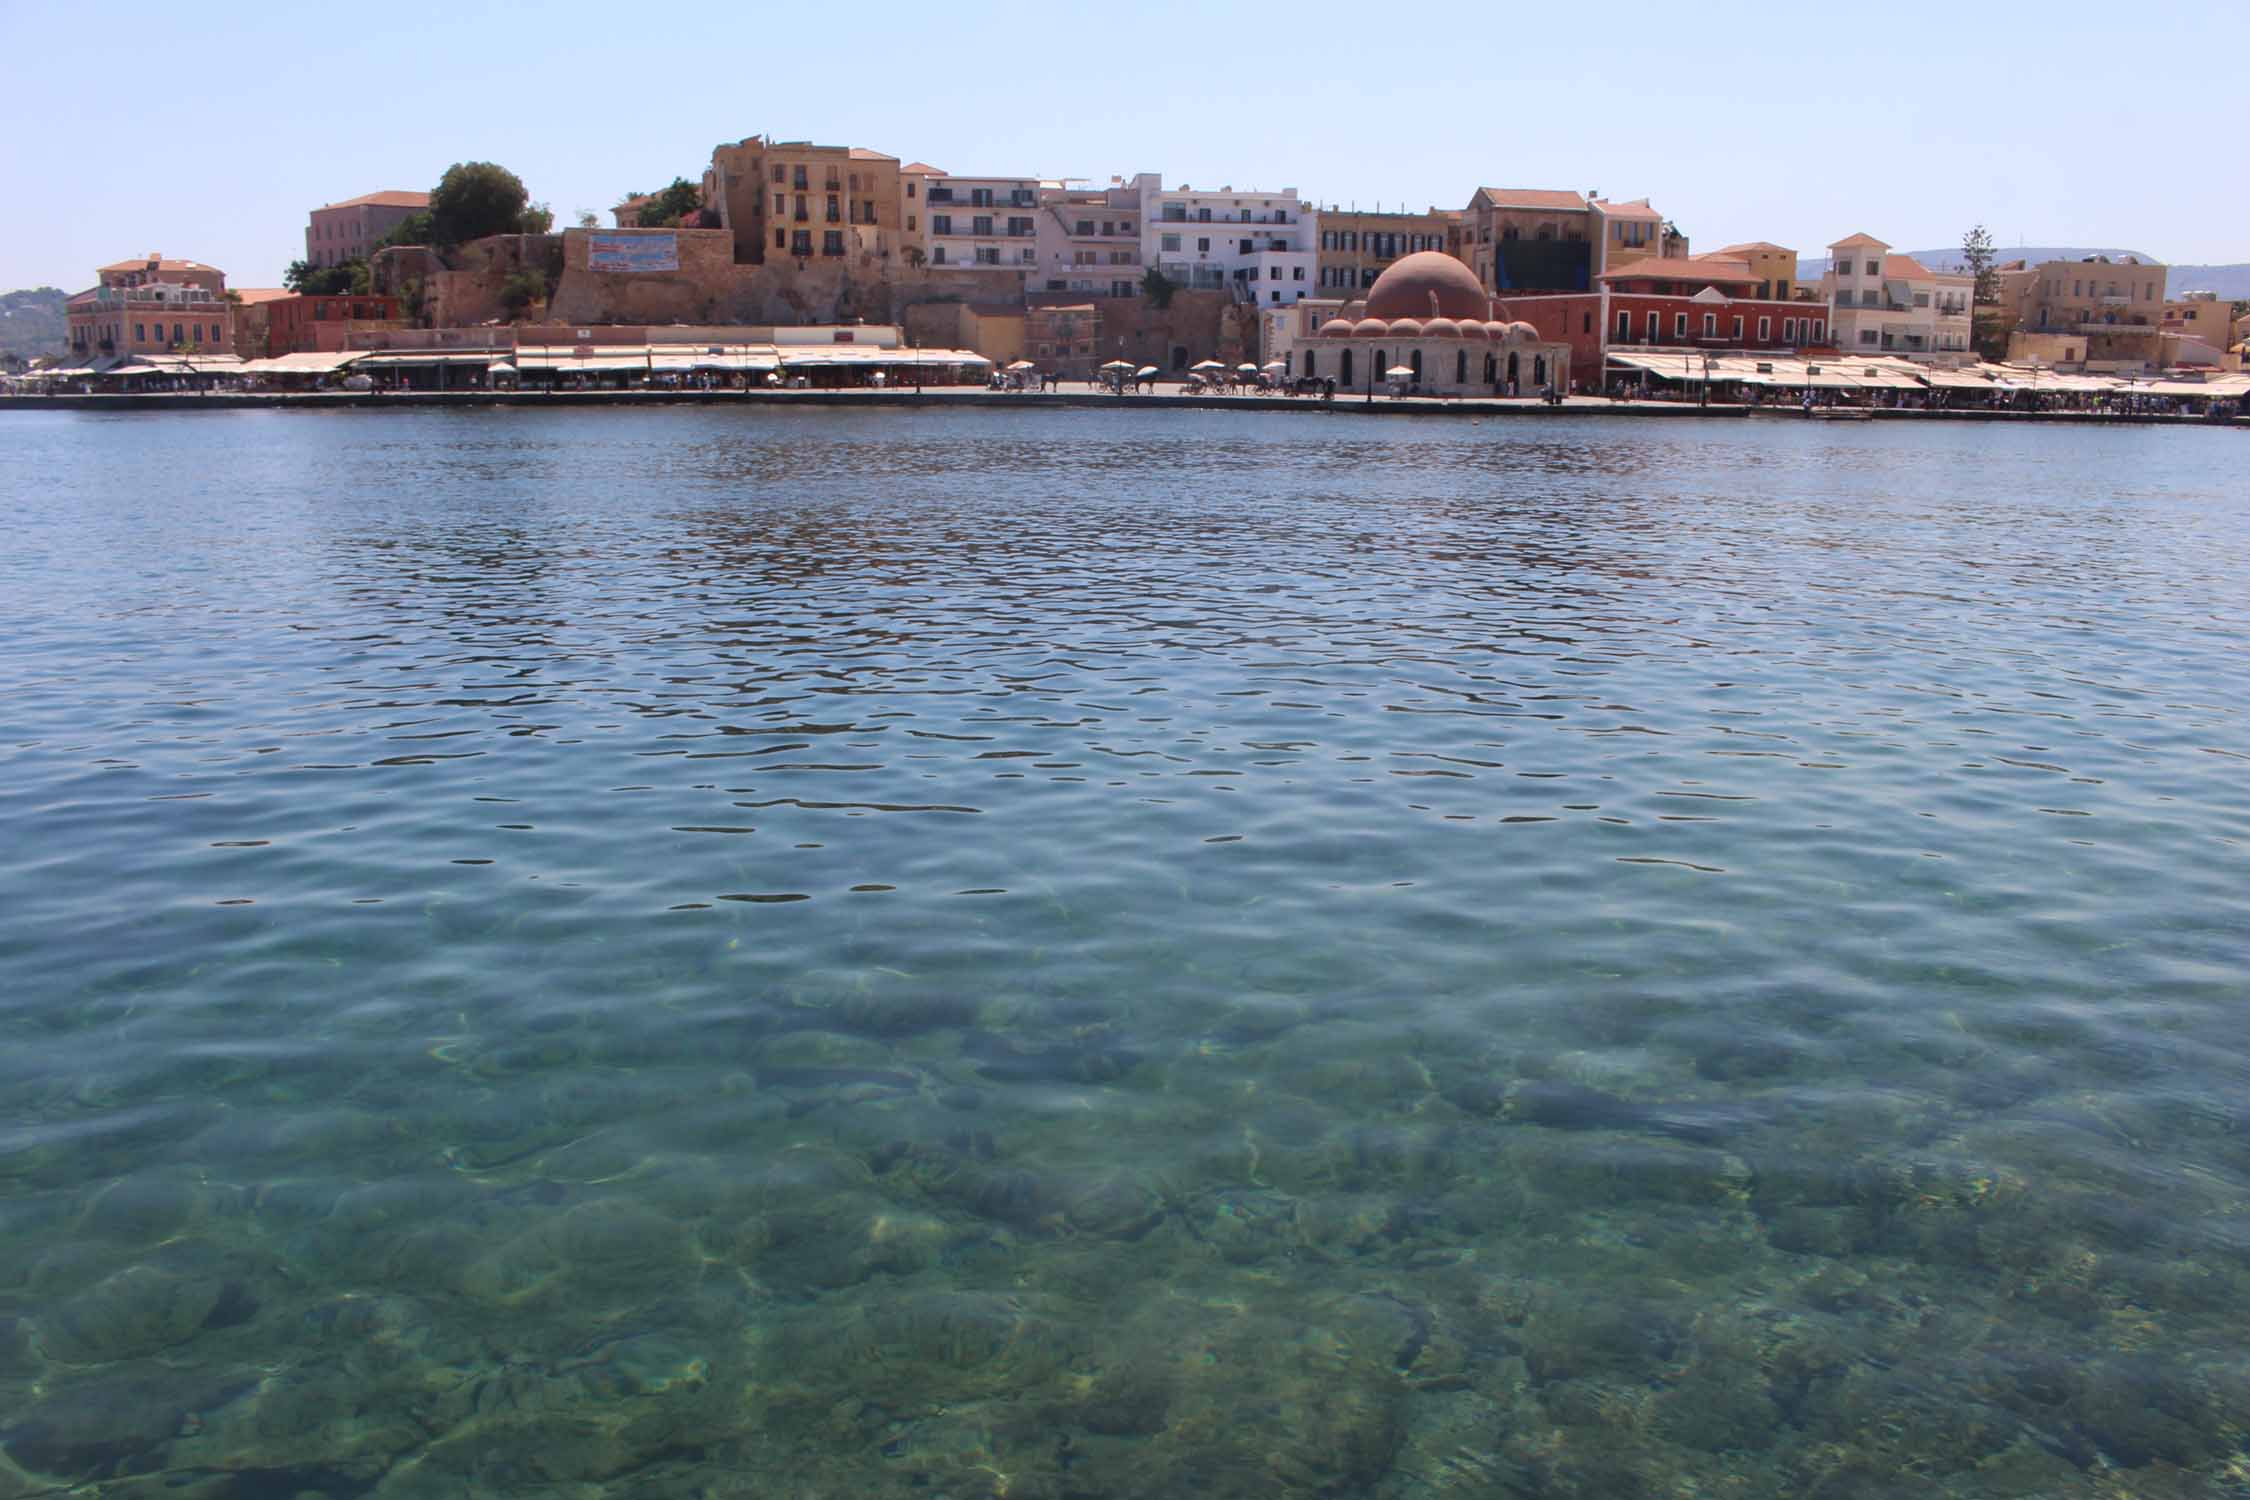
[[284, 258, 370, 296], [378, 211, 435, 250], [519, 201, 554, 236], [1961, 224, 1998, 304], [630, 178, 704, 229], [429, 162, 534, 245]]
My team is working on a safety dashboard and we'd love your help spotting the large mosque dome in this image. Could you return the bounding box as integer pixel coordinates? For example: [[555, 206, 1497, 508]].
[[1362, 251, 1492, 322]]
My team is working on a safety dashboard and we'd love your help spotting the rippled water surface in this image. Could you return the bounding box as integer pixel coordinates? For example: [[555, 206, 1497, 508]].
[[3, 406, 2249, 1497]]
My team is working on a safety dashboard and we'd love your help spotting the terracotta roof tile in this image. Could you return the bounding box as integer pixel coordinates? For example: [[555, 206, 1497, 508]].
[[97, 256, 221, 274], [1600, 254, 1758, 284], [848, 147, 898, 161], [1592, 197, 1662, 220], [1829, 232, 1886, 249], [232, 287, 296, 305], [1882, 254, 1936, 280], [1474, 187, 1587, 212], [317, 191, 429, 211], [1714, 240, 1792, 254]]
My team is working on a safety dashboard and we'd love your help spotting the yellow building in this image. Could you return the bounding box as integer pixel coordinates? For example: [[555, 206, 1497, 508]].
[[2162, 292, 2238, 367], [1314, 207, 1462, 296], [1710, 242, 1799, 302], [702, 138, 906, 266]]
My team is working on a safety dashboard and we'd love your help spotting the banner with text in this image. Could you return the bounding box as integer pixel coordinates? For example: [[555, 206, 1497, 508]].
[[588, 233, 680, 273]]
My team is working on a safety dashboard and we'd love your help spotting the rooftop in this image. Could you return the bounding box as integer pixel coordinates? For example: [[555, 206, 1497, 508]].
[[1593, 197, 1662, 221], [232, 287, 295, 305], [316, 191, 429, 211], [98, 255, 221, 274], [1715, 241, 1793, 255], [1830, 232, 1889, 249], [1473, 187, 1588, 212], [1600, 254, 1758, 285]]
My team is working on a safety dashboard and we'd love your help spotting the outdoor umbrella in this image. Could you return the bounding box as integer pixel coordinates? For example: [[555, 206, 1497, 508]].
[[1260, 361, 1285, 372], [1190, 359, 1224, 372], [1134, 366, 1159, 378], [1006, 360, 1036, 371], [1100, 359, 1134, 370], [1236, 363, 1258, 374], [1385, 366, 1415, 378]]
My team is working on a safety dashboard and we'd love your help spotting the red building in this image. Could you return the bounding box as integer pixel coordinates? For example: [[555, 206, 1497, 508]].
[[232, 292, 403, 359], [1500, 253, 1829, 391]]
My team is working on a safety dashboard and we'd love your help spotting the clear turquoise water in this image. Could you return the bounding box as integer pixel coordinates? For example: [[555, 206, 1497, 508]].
[[1, 406, 2248, 1498]]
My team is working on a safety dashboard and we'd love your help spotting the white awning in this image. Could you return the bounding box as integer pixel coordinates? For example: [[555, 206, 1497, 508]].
[[240, 351, 366, 374], [351, 350, 503, 365]]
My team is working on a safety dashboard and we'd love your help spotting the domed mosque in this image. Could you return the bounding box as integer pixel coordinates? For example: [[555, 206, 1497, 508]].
[[1291, 251, 1572, 396]]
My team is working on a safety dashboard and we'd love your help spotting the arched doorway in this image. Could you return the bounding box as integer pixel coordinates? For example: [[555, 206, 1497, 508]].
[[1410, 349, 1422, 382], [1340, 348, 1353, 386], [1506, 351, 1520, 389], [1456, 350, 1468, 384], [1170, 345, 1188, 371], [1302, 349, 1316, 378], [1483, 353, 1496, 383], [1534, 356, 1547, 386]]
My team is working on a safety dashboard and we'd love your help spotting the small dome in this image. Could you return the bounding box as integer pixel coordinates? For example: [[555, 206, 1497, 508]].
[[1318, 318, 1355, 338], [1506, 321, 1540, 343], [1364, 251, 1491, 321], [1458, 319, 1491, 340], [1351, 317, 1389, 337], [1482, 321, 1511, 339], [1387, 317, 1424, 338], [1422, 316, 1462, 338]]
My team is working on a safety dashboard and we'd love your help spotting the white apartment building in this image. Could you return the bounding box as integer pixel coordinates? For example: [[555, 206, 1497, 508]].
[[1033, 174, 1155, 299], [1822, 233, 1973, 361], [910, 171, 1045, 274], [1143, 183, 1318, 305]]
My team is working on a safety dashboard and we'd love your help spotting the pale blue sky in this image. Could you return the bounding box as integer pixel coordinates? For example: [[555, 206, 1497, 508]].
[[3, 0, 2243, 293]]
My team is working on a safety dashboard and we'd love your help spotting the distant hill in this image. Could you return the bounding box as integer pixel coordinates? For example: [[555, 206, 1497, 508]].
[[1797, 248, 2249, 299], [0, 287, 69, 364]]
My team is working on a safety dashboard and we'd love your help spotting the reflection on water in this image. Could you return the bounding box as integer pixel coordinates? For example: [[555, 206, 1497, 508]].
[[1, 407, 2248, 1496]]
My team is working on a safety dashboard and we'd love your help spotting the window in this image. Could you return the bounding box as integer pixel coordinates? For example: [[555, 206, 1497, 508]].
[[1112, 280, 1134, 298], [774, 192, 784, 213], [1161, 234, 1181, 252], [1268, 266, 1280, 280], [932, 215, 952, 236], [771, 166, 784, 184], [826, 195, 841, 222], [134, 322, 145, 341], [1456, 350, 1467, 383], [1583, 313, 1592, 334], [971, 216, 993, 236], [1758, 316, 1770, 340], [1646, 312, 1659, 340], [1617, 310, 1632, 339], [1078, 220, 1095, 236], [931, 246, 947, 265], [823, 231, 844, 256], [976, 247, 1000, 265], [791, 231, 812, 257], [906, 181, 916, 198], [1674, 313, 1688, 337], [1731, 316, 1742, 339], [1782, 318, 1796, 341], [1196, 237, 1210, 252], [1292, 266, 1304, 281], [1859, 329, 1878, 345]]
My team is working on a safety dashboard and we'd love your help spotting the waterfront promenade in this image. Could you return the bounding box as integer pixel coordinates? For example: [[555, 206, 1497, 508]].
[[3, 383, 2241, 426]]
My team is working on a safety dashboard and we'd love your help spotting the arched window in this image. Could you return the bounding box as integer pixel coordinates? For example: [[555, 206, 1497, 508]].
[[1410, 348, 1422, 380], [1506, 352, 1520, 387], [1341, 349, 1353, 386], [1375, 349, 1387, 378], [1483, 353, 1496, 383], [1456, 350, 1467, 384], [1534, 356, 1547, 386], [1303, 349, 1316, 377]]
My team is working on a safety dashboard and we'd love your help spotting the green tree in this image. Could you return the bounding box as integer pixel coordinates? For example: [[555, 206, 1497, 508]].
[[378, 210, 435, 250], [519, 201, 554, 235], [633, 177, 703, 228], [428, 162, 532, 245], [1961, 224, 1998, 304], [1141, 267, 1178, 309], [284, 259, 369, 296], [575, 209, 600, 229], [499, 270, 547, 317]]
